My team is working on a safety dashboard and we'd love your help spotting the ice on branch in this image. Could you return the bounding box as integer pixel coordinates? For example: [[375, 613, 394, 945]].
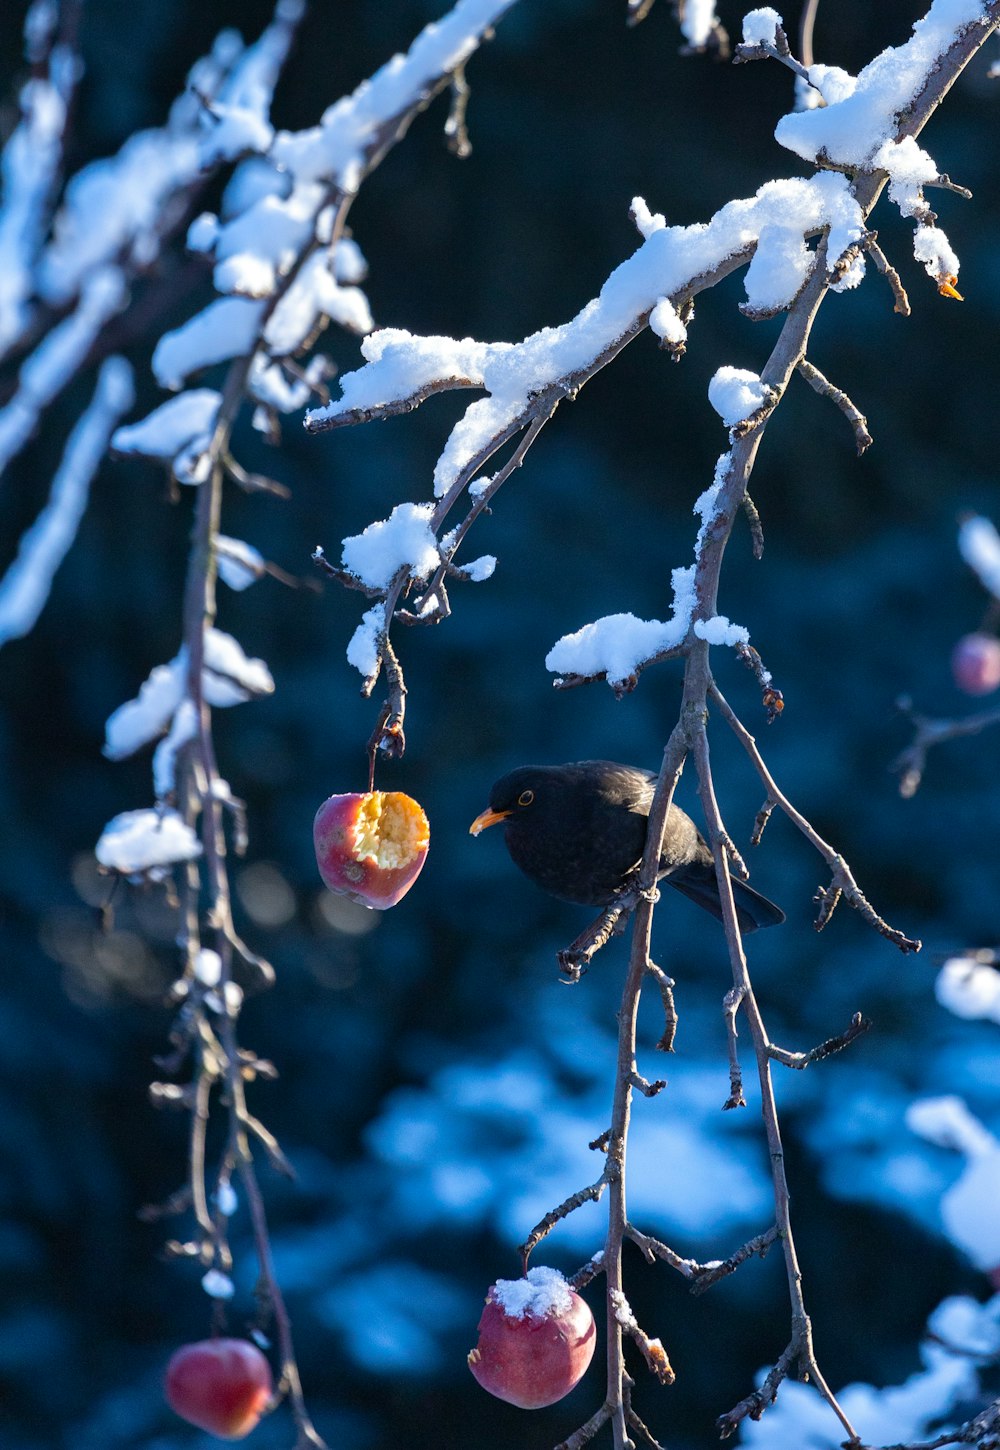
[[112, 388, 222, 485], [958, 514, 1000, 599], [96, 808, 202, 875], [0, 357, 134, 647], [104, 630, 274, 760], [708, 366, 768, 426], [936, 953, 1000, 1022], [270, 0, 519, 191], [309, 177, 864, 496], [340, 502, 440, 589], [741, 7, 783, 46]]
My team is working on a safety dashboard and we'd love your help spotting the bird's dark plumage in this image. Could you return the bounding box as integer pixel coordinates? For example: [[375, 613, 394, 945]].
[[470, 761, 784, 935]]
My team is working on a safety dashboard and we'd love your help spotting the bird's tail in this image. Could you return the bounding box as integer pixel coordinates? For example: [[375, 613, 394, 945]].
[[666, 862, 785, 934]]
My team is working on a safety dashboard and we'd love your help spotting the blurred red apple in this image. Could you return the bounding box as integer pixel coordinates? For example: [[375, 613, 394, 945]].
[[314, 790, 429, 909], [164, 1338, 272, 1439], [951, 633, 1000, 696], [467, 1267, 596, 1409]]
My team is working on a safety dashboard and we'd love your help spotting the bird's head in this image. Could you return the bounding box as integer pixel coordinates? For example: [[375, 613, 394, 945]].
[[468, 767, 545, 836]]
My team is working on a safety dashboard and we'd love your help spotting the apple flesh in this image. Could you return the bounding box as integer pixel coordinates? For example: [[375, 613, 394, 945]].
[[951, 632, 1000, 696], [164, 1338, 272, 1439], [314, 790, 429, 909], [467, 1267, 596, 1409]]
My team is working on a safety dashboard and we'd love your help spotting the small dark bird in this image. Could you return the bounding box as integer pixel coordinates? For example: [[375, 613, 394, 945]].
[[470, 761, 784, 935]]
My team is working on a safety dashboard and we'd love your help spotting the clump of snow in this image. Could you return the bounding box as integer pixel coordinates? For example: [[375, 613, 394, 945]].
[[936, 954, 1000, 1023], [708, 366, 768, 427], [958, 515, 1000, 600], [913, 222, 960, 285], [152, 698, 198, 798], [455, 554, 496, 582], [153, 297, 265, 390], [775, 3, 984, 170], [104, 629, 274, 759], [694, 615, 750, 647], [201, 1269, 235, 1300], [680, 0, 718, 48], [112, 388, 221, 484], [630, 196, 666, 239], [872, 135, 938, 217], [649, 295, 687, 346], [491, 1266, 573, 1320], [341, 502, 440, 589], [216, 535, 265, 590], [741, 7, 782, 46], [96, 808, 202, 874], [194, 948, 222, 987], [346, 603, 386, 679]]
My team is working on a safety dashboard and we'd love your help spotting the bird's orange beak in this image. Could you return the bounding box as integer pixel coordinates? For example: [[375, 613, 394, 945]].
[[469, 806, 511, 836]]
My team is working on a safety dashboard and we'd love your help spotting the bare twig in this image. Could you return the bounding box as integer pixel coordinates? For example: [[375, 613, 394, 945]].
[[796, 357, 873, 455]]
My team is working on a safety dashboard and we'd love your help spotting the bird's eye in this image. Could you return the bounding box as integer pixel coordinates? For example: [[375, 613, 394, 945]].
[[518, 789, 534, 807]]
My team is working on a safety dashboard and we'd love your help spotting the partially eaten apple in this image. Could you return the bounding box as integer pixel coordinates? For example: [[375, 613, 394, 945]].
[[467, 1266, 596, 1409], [164, 1337, 272, 1439], [313, 790, 429, 909]]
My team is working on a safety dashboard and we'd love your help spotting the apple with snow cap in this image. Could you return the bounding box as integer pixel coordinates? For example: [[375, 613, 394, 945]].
[[951, 633, 1000, 696], [314, 790, 429, 909], [164, 1338, 272, 1438], [467, 1266, 596, 1409]]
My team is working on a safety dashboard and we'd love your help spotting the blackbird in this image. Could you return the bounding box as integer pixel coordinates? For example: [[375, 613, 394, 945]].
[[469, 761, 785, 935]]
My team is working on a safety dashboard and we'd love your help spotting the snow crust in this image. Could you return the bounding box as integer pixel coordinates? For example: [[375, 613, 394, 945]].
[[491, 1265, 573, 1320]]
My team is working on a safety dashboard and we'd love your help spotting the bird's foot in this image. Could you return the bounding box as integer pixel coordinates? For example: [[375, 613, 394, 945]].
[[557, 900, 632, 982]]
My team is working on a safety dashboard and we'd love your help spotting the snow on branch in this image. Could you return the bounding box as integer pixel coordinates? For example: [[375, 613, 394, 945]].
[[0, 356, 134, 646]]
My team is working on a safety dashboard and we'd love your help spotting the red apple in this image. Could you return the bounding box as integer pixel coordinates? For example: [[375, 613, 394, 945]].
[[164, 1338, 272, 1439], [951, 633, 1000, 696], [313, 790, 429, 909], [467, 1267, 596, 1409]]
